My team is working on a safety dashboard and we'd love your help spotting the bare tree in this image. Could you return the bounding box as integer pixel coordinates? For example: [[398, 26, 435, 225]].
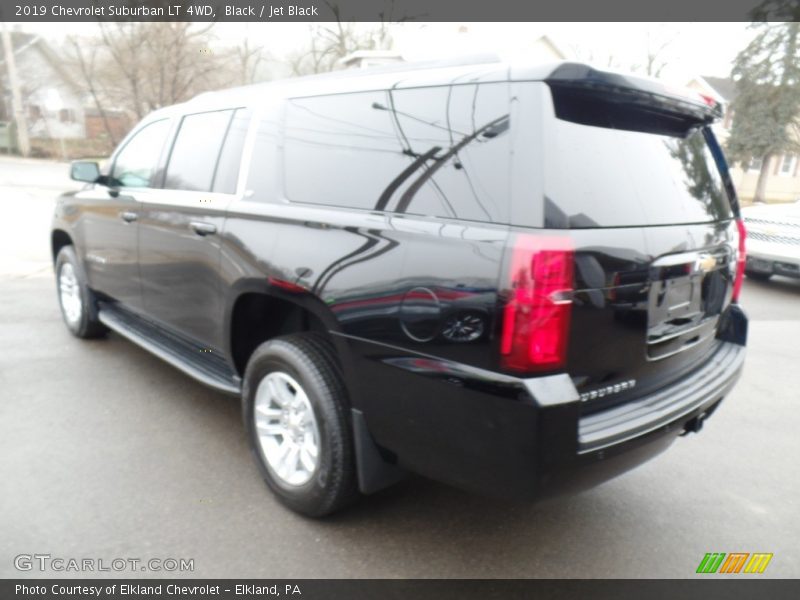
[[287, 1, 401, 76], [567, 44, 624, 71], [287, 26, 341, 76], [65, 36, 118, 146], [60, 22, 259, 154], [568, 25, 678, 79], [96, 23, 146, 120], [89, 22, 233, 120], [236, 37, 267, 85], [637, 26, 678, 78]]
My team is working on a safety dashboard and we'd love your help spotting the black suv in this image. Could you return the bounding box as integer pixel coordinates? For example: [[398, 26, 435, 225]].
[[52, 60, 747, 516]]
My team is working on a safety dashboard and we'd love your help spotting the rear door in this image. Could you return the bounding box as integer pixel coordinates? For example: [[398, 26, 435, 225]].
[[513, 79, 739, 410], [138, 107, 251, 351]]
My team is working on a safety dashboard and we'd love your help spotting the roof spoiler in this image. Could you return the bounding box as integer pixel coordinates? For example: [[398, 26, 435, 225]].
[[545, 63, 723, 129]]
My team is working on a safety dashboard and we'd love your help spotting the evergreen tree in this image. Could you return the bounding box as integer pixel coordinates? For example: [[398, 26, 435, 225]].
[[726, 10, 800, 203]]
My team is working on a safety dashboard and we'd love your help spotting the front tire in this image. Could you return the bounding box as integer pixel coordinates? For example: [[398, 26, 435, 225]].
[[243, 333, 359, 517], [55, 246, 107, 339]]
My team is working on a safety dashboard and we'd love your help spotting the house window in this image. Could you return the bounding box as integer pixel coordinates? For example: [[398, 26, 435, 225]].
[[28, 105, 42, 120], [59, 108, 75, 124], [748, 157, 763, 172], [779, 154, 797, 176]]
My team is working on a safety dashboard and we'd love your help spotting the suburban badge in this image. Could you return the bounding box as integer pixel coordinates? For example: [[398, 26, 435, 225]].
[[580, 379, 637, 402]]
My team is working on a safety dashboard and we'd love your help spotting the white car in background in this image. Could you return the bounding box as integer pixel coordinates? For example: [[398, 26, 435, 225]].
[[743, 200, 800, 281]]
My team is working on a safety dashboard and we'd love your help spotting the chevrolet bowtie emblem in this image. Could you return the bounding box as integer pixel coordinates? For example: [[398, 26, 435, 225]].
[[696, 254, 718, 273]]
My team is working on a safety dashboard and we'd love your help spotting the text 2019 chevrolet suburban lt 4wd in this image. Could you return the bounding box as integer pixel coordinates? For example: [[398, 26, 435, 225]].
[[52, 60, 748, 517]]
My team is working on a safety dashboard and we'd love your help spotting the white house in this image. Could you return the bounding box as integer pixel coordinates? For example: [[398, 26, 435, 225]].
[[0, 31, 86, 140]]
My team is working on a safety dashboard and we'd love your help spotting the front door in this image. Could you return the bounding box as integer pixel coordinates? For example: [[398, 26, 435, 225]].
[[79, 118, 172, 310]]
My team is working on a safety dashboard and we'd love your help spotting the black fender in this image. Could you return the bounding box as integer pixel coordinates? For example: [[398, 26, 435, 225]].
[[222, 277, 361, 406]]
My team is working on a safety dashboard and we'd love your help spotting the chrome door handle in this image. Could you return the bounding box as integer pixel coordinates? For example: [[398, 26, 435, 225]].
[[120, 211, 138, 223], [189, 221, 217, 236]]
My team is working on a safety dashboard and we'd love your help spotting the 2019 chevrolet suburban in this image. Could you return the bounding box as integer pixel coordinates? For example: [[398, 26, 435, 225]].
[[51, 59, 748, 516]]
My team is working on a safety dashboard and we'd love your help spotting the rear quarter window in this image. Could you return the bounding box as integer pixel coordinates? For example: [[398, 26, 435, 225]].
[[282, 83, 511, 223], [213, 108, 252, 194]]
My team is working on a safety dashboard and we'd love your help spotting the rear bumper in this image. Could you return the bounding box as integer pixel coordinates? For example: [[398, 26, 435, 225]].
[[348, 306, 747, 500], [537, 338, 745, 499], [577, 341, 743, 453]]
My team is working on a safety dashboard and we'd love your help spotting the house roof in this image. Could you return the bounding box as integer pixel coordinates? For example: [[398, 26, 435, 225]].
[[0, 31, 39, 62], [700, 76, 738, 103], [0, 31, 82, 94]]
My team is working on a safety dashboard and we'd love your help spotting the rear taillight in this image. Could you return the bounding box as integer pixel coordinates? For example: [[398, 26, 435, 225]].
[[500, 235, 574, 373], [732, 218, 746, 303]]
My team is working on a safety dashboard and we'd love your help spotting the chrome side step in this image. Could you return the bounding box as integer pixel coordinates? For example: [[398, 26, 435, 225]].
[[98, 305, 241, 396]]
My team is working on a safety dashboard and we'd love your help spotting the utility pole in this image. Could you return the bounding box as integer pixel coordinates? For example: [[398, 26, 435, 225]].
[[1, 22, 31, 157]]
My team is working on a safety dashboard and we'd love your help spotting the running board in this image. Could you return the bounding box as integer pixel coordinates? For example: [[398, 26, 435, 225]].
[[98, 304, 241, 396]]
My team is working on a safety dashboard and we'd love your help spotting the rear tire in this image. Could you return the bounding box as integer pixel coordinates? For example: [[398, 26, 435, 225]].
[[55, 245, 107, 339], [243, 333, 360, 517]]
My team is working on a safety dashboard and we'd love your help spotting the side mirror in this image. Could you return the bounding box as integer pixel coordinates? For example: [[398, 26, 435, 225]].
[[70, 161, 101, 183]]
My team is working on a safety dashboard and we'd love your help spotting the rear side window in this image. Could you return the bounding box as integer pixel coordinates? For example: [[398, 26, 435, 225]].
[[542, 98, 732, 228], [164, 109, 234, 192], [283, 90, 405, 211], [282, 83, 511, 223], [387, 84, 511, 222], [111, 119, 171, 188], [245, 110, 281, 202]]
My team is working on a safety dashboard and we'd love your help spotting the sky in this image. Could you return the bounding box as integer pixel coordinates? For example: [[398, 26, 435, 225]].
[[388, 23, 753, 82], [9, 21, 754, 84]]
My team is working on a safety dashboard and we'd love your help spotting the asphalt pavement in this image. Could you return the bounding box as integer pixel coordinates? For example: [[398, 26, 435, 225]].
[[0, 157, 798, 578]]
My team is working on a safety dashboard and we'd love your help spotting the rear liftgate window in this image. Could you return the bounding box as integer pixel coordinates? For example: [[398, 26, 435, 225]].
[[542, 86, 733, 229]]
